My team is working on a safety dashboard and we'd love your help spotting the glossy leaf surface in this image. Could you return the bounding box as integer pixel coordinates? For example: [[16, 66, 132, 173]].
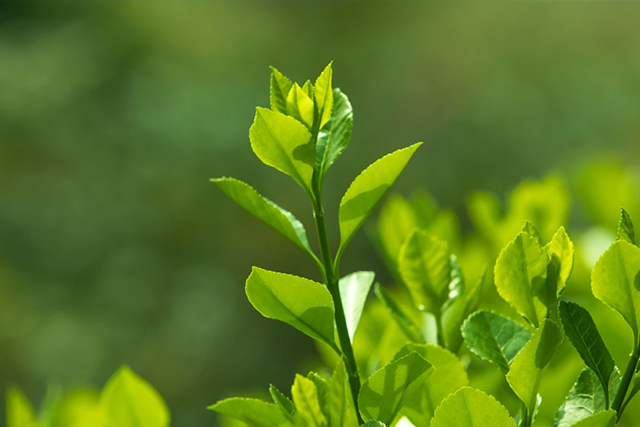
[[250, 108, 314, 193], [337, 143, 422, 261], [546, 226, 575, 295], [462, 310, 532, 374], [358, 352, 432, 425], [316, 88, 353, 184], [339, 271, 375, 342], [570, 410, 616, 427], [245, 267, 336, 349], [210, 398, 290, 427], [314, 63, 333, 130], [430, 387, 514, 427], [269, 67, 293, 114], [286, 84, 315, 129]]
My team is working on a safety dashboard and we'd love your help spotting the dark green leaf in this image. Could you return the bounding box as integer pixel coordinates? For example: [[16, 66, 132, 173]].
[[461, 310, 532, 374], [558, 300, 615, 404]]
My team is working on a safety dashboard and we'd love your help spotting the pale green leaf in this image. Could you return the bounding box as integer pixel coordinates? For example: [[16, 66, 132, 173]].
[[314, 63, 333, 130], [358, 352, 432, 425], [617, 207, 636, 246], [494, 231, 550, 327], [6, 387, 41, 427], [430, 387, 514, 427], [337, 143, 422, 262], [398, 229, 450, 313], [522, 220, 542, 244], [212, 177, 316, 260], [270, 67, 293, 114], [374, 284, 425, 344], [556, 368, 620, 427], [591, 240, 640, 340], [546, 226, 575, 295], [56, 388, 102, 427], [316, 88, 353, 185], [286, 84, 315, 129], [269, 384, 295, 420], [569, 410, 616, 427], [461, 310, 532, 374], [506, 319, 563, 415], [392, 344, 469, 427], [292, 375, 327, 427], [326, 360, 359, 427], [302, 80, 314, 98], [245, 267, 336, 349], [250, 108, 315, 193], [209, 397, 291, 427], [100, 366, 169, 427], [558, 301, 615, 405], [339, 271, 375, 342]]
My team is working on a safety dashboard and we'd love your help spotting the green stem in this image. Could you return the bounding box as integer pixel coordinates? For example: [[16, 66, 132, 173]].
[[613, 343, 640, 419], [312, 183, 363, 424]]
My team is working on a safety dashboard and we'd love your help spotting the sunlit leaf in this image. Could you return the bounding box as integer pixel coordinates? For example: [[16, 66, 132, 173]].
[[569, 410, 616, 427], [316, 88, 353, 185], [430, 387, 514, 427], [269, 67, 293, 114], [286, 83, 315, 129], [210, 397, 291, 427], [292, 375, 327, 427], [617, 207, 636, 246], [546, 226, 575, 295], [326, 360, 359, 427], [339, 271, 375, 342], [314, 62, 333, 130], [269, 384, 295, 420], [6, 387, 41, 427], [374, 284, 425, 344]]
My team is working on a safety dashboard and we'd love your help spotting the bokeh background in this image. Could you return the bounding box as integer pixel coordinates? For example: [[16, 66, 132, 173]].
[[2, 2, 640, 426]]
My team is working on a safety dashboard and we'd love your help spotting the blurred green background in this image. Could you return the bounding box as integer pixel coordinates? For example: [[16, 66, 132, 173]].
[[1, 2, 640, 426]]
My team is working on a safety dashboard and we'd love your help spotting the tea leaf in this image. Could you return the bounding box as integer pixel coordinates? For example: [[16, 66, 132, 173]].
[[250, 108, 315, 194], [546, 226, 575, 295], [6, 387, 41, 427], [462, 310, 532, 374], [591, 240, 640, 340], [286, 83, 315, 129], [360, 422, 386, 427], [339, 271, 375, 342], [100, 366, 169, 427], [269, 67, 293, 114], [245, 267, 337, 349], [211, 177, 316, 260], [292, 375, 327, 427], [398, 229, 450, 313], [556, 368, 620, 427], [392, 343, 469, 426], [374, 284, 425, 344], [617, 208, 636, 246], [337, 143, 422, 263], [358, 352, 432, 425], [430, 387, 514, 427], [558, 300, 615, 403], [316, 88, 353, 185], [314, 62, 333, 130], [569, 410, 616, 427], [506, 319, 563, 414], [326, 360, 359, 427], [210, 397, 291, 427], [269, 384, 295, 419], [494, 231, 550, 327]]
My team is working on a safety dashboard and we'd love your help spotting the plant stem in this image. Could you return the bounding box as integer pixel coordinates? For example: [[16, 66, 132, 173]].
[[311, 184, 363, 424], [613, 343, 640, 419]]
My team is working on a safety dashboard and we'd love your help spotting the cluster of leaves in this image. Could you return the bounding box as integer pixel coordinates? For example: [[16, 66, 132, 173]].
[[6, 367, 168, 427], [210, 64, 640, 427]]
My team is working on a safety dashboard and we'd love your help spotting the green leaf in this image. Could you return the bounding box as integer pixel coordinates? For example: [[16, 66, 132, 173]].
[[591, 240, 640, 341], [302, 80, 314, 98], [617, 207, 636, 246], [358, 352, 432, 425], [374, 284, 425, 344], [558, 300, 615, 405], [292, 375, 327, 427], [6, 387, 41, 427], [286, 83, 315, 129], [337, 143, 422, 263], [326, 360, 359, 427], [430, 387, 514, 427], [556, 368, 621, 427], [209, 397, 291, 427], [100, 366, 169, 427], [377, 194, 419, 269], [360, 422, 386, 427], [211, 177, 316, 260], [269, 384, 296, 420], [269, 67, 293, 114], [249, 108, 315, 194], [339, 271, 375, 342], [398, 229, 450, 313], [506, 319, 563, 415], [522, 220, 542, 244], [314, 63, 333, 130], [461, 310, 532, 374], [316, 88, 353, 185], [392, 343, 469, 427], [569, 410, 616, 427], [546, 226, 575, 295], [494, 231, 550, 327], [245, 267, 337, 349]]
